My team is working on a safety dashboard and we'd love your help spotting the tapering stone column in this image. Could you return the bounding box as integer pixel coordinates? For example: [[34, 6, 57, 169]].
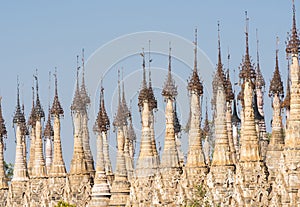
[[266, 47, 284, 182], [69, 61, 91, 206], [110, 70, 130, 207], [186, 31, 208, 182], [90, 87, 111, 207], [135, 52, 159, 178], [9, 84, 29, 206], [281, 5, 300, 203], [31, 77, 46, 178]]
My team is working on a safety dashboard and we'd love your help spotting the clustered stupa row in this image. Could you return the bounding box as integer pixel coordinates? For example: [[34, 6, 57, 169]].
[[0, 2, 299, 207]]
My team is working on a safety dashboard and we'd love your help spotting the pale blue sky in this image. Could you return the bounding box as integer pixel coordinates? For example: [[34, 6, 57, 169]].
[[0, 1, 294, 169]]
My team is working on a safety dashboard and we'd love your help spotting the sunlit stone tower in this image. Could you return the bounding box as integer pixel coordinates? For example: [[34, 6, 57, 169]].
[[69, 59, 91, 206], [234, 14, 269, 206], [208, 26, 235, 205], [90, 86, 111, 207], [31, 75, 46, 179], [185, 30, 208, 180], [266, 42, 284, 182], [8, 82, 29, 206], [109, 70, 130, 207], [279, 1, 300, 204]]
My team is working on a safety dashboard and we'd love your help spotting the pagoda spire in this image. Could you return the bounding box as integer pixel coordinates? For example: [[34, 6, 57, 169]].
[[90, 85, 111, 207], [69, 57, 90, 203], [186, 29, 207, 186], [121, 68, 130, 119], [49, 70, 66, 177], [12, 79, 28, 182], [80, 48, 91, 106], [160, 43, 179, 169], [0, 97, 8, 189], [32, 72, 47, 178], [136, 47, 159, 178], [266, 39, 284, 181], [286, 0, 300, 55], [147, 41, 159, 170], [188, 28, 203, 95], [110, 69, 130, 206]]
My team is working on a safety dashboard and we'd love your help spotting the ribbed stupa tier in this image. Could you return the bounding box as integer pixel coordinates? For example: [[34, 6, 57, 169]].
[[70, 111, 88, 175], [89, 131, 111, 207], [109, 128, 130, 207], [208, 86, 235, 204], [160, 98, 179, 169], [136, 101, 158, 177], [234, 80, 269, 206], [10, 87, 30, 205], [239, 81, 261, 162], [186, 93, 207, 169], [12, 125, 28, 182], [31, 118, 46, 178], [49, 116, 66, 177], [266, 94, 284, 181]]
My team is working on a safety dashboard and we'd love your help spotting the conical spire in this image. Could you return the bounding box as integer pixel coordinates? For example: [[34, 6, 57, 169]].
[[238, 12, 256, 106], [255, 30, 265, 89], [188, 28, 203, 95], [239, 12, 256, 82], [34, 73, 45, 119], [216, 22, 226, 86], [13, 79, 25, 124], [138, 49, 150, 109], [51, 71, 64, 116], [162, 43, 177, 99], [269, 39, 284, 98], [113, 69, 126, 127], [80, 49, 91, 106], [71, 56, 84, 112], [213, 22, 227, 107], [95, 83, 110, 133], [286, 0, 300, 55]]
